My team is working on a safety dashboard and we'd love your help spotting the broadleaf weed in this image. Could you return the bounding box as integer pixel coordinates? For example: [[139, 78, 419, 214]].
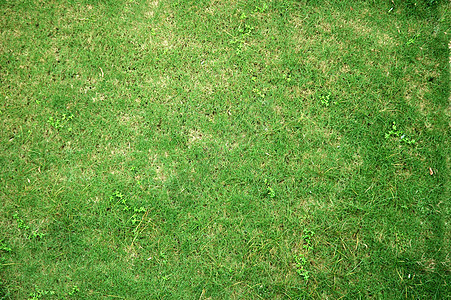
[[252, 88, 266, 98], [229, 17, 254, 55], [320, 92, 332, 107], [302, 229, 315, 251], [254, 3, 269, 13], [13, 213, 29, 230], [385, 121, 416, 145], [295, 254, 310, 281], [264, 179, 276, 198], [294, 229, 315, 281], [13, 214, 45, 240], [28, 286, 55, 300], [282, 73, 292, 83], [47, 113, 74, 131], [68, 286, 79, 296], [0, 241, 12, 253]]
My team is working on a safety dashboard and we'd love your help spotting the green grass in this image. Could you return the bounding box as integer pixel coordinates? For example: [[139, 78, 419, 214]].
[[1, 0, 449, 298]]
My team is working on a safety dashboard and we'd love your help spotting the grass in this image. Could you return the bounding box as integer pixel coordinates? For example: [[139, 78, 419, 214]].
[[0, 0, 449, 298]]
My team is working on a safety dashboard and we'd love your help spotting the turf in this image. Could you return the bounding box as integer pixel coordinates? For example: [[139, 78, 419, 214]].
[[0, 0, 449, 299]]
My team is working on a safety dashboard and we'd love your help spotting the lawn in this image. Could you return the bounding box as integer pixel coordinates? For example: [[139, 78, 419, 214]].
[[0, 0, 449, 299]]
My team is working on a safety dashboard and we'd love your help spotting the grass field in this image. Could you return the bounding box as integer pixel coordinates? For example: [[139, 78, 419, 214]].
[[0, 0, 450, 299]]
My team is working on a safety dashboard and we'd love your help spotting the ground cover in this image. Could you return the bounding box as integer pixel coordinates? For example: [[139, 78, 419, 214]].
[[0, 0, 449, 298]]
